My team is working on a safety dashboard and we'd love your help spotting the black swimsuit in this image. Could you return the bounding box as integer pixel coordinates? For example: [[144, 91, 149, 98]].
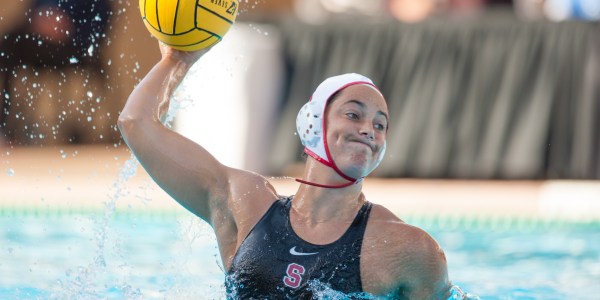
[[226, 197, 373, 299]]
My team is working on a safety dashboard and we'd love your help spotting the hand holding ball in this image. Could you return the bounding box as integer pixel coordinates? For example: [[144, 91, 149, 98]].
[[140, 0, 239, 51]]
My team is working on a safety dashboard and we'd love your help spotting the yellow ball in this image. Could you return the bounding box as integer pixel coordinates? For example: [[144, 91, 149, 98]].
[[139, 0, 239, 51]]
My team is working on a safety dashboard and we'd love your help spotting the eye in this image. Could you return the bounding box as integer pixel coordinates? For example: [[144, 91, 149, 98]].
[[374, 123, 386, 131], [345, 112, 359, 120]]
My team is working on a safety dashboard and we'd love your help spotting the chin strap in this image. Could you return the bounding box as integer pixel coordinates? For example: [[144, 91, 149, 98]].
[[295, 177, 364, 189], [297, 148, 366, 188]]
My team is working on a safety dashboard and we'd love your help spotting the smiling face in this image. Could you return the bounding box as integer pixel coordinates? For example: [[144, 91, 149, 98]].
[[324, 84, 389, 179]]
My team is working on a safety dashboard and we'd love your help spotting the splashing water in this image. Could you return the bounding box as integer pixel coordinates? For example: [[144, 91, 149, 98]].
[[2, 2, 484, 298], [55, 155, 140, 299], [448, 285, 480, 300], [247, 23, 271, 36], [307, 280, 479, 300], [2, 0, 227, 298], [52, 59, 202, 298], [308, 280, 380, 299]]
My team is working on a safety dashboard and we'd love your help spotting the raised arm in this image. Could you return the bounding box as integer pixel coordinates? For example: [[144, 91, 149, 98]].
[[118, 43, 279, 267], [118, 44, 226, 224]]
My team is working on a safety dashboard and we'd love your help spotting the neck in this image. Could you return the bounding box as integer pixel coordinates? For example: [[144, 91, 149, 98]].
[[292, 159, 365, 225]]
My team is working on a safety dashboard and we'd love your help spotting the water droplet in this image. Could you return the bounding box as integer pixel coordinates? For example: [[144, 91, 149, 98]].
[[7, 168, 15, 176], [69, 57, 79, 64], [95, 256, 106, 268], [87, 91, 93, 98]]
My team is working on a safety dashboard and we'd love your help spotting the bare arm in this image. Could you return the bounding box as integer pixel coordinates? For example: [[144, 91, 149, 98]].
[[395, 227, 451, 300], [117, 44, 233, 226], [362, 207, 451, 299]]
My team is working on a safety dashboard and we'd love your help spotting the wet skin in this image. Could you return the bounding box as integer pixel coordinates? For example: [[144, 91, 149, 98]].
[[324, 84, 389, 179], [119, 44, 450, 299]]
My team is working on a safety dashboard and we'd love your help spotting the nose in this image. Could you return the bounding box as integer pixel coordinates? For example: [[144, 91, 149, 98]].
[[359, 123, 374, 140]]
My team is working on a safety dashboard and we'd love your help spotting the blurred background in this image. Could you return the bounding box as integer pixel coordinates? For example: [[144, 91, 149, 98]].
[[1, 0, 598, 178], [2, 0, 598, 215], [0, 0, 599, 298]]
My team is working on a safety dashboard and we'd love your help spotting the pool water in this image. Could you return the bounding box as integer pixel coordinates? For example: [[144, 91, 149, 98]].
[[1, 213, 598, 299]]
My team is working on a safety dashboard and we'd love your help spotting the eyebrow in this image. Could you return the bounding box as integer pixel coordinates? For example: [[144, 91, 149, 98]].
[[343, 99, 389, 122]]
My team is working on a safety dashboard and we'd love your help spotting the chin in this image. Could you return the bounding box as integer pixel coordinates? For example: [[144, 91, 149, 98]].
[[342, 159, 375, 178]]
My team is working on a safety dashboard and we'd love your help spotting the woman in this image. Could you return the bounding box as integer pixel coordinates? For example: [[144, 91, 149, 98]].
[[118, 43, 450, 299]]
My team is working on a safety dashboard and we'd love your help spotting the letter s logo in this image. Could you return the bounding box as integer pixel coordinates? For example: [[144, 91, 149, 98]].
[[283, 263, 305, 288]]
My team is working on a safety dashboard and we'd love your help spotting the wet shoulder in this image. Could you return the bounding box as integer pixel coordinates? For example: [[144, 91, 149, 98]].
[[362, 204, 447, 296], [367, 204, 431, 244], [224, 168, 279, 229], [365, 203, 443, 260], [215, 167, 280, 270]]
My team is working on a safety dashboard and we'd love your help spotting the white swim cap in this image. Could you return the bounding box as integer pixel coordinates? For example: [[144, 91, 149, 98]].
[[295, 73, 386, 188]]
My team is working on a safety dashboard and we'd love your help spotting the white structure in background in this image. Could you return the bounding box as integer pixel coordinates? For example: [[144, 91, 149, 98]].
[[294, 0, 387, 23], [174, 24, 283, 173], [539, 181, 600, 221]]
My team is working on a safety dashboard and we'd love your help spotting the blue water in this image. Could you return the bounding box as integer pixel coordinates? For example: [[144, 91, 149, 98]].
[[1, 214, 599, 299]]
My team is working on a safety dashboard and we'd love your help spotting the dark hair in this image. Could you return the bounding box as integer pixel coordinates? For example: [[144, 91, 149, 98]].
[[327, 90, 344, 105]]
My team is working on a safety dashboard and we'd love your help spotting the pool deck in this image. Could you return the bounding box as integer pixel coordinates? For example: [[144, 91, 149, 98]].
[[1, 145, 599, 221]]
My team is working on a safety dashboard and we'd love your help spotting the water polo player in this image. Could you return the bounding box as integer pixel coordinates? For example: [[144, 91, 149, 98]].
[[118, 42, 451, 299]]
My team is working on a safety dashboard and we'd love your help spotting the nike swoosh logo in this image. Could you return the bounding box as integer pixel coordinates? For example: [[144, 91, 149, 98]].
[[289, 246, 318, 256]]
